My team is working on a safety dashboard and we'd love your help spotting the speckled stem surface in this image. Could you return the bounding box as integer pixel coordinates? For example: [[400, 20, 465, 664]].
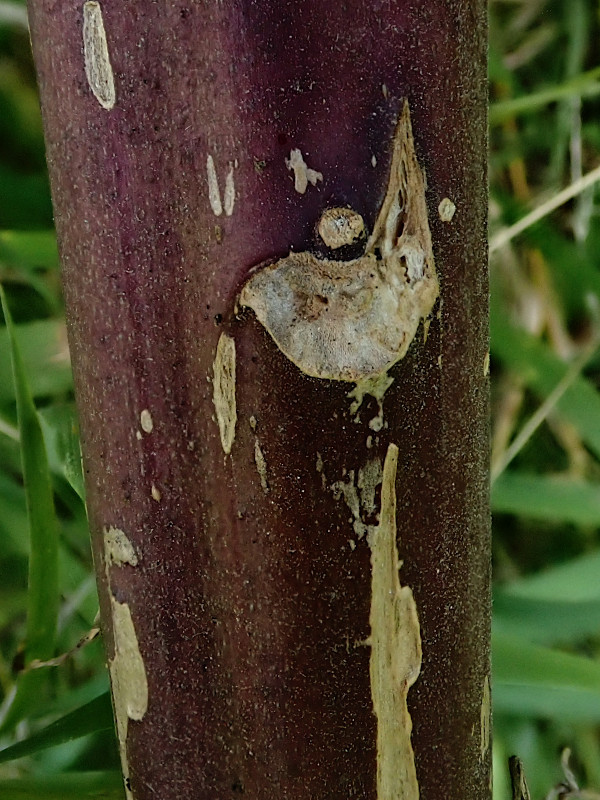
[[28, 2, 489, 798]]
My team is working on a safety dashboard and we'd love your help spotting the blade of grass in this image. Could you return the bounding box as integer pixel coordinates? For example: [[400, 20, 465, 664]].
[[0, 319, 72, 403], [490, 338, 598, 482], [490, 303, 600, 461], [0, 693, 113, 765], [489, 64, 600, 125], [0, 772, 124, 800], [493, 630, 600, 722], [490, 161, 600, 254], [492, 471, 600, 525], [0, 287, 60, 731]]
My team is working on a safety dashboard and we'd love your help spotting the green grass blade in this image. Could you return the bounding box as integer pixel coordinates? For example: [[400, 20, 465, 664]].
[[0, 287, 60, 730], [0, 319, 72, 403], [493, 630, 600, 721], [500, 550, 600, 602], [0, 772, 124, 800], [490, 65, 600, 125], [490, 303, 600, 460], [493, 591, 600, 645], [492, 471, 600, 525], [0, 230, 59, 271], [0, 693, 113, 765]]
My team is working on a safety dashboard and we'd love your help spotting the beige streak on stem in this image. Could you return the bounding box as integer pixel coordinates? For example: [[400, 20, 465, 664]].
[[367, 443, 422, 800]]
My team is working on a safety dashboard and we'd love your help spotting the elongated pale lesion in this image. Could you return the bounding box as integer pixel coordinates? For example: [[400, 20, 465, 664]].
[[240, 100, 438, 382], [368, 443, 422, 800]]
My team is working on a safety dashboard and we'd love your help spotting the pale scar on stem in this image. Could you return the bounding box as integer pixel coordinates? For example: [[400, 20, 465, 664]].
[[239, 100, 439, 384], [212, 333, 237, 455], [368, 443, 422, 800], [102, 527, 147, 800], [82, 1, 116, 110]]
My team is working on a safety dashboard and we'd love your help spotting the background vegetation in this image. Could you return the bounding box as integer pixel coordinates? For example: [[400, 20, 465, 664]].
[[1, 0, 600, 797]]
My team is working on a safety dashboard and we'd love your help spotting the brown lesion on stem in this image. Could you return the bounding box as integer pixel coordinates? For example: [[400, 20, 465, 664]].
[[239, 100, 438, 383]]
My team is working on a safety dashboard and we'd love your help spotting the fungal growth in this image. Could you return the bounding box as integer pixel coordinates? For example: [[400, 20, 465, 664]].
[[82, 1, 115, 110], [240, 101, 438, 381]]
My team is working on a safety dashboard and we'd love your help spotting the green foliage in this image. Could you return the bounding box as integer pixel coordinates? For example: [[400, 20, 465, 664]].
[[0, 9, 120, 793], [490, 0, 600, 796], [2, 0, 600, 797]]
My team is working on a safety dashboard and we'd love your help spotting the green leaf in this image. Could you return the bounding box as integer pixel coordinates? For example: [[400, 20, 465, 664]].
[[39, 405, 85, 502], [0, 693, 113, 765], [499, 550, 600, 602], [493, 630, 600, 721], [489, 65, 600, 125], [0, 319, 73, 402], [492, 471, 600, 525], [490, 303, 600, 460], [0, 230, 59, 271], [0, 772, 124, 800], [0, 287, 60, 731], [493, 590, 600, 645]]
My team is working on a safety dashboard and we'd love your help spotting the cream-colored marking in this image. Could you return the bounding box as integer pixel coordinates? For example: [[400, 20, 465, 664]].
[[372, 155, 377, 167], [483, 352, 490, 376], [223, 164, 236, 216], [331, 470, 365, 538], [207, 155, 223, 216], [254, 439, 269, 493], [285, 148, 323, 194], [212, 333, 237, 454], [331, 457, 384, 540], [109, 599, 148, 800], [358, 458, 383, 516], [316, 452, 327, 488], [348, 373, 394, 432], [136, 430, 142, 441], [241, 101, 438, 382], [318, 207, 366, 250], [104, 526, 138, 568], [438, 354, 443, 369], [367, 443, 421, 800], [438, 197, 456, 222], [480, 676, 491, 759], [249, 415, 257, 431], [140, 408, 153, 434], [151, 483, 161, 502], [83, 1, 116, 110]]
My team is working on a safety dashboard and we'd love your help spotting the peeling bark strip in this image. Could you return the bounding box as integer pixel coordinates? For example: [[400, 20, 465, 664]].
[[109, 599, 148, 800], [368, 443, 422, 800], [82, 1, 115, 110], [240, 101, 438, 382], [102, 527, 146, 800]]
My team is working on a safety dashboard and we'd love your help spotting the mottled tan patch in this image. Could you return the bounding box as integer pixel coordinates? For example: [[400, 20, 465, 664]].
[[438, 197, 456, 222], [348, 372, 394, 432], [241, 101, 438, 382], [212, 333, 237, 454], [367, 443, 421, 800], [285, 148, 323, 194], [104, 526, 138, 568], [139, 408, 153, 434], [318, 207, 366, 249], [82, 1, 115, 110], [254, 439, 269, 494]]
